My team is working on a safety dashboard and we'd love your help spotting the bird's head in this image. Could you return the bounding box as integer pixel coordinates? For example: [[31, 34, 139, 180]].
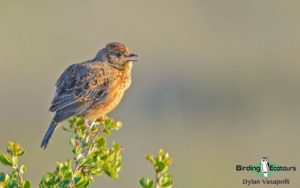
[[95, 42, 138, 69]]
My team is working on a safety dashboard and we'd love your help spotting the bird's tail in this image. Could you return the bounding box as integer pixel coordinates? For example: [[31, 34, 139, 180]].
[[41, 120, 58, 149]]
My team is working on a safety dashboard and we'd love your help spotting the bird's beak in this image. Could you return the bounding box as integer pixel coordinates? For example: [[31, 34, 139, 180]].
[[128, 53, 138, 62]]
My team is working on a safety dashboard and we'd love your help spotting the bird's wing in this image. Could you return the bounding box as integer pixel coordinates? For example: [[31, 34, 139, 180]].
[[55, 63, 79, 90], [49, 62, 110, 122], [49, 63, 80, 111]]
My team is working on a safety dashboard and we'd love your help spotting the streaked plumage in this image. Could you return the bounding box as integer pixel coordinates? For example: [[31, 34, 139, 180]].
[[41, 42, 138, 149]]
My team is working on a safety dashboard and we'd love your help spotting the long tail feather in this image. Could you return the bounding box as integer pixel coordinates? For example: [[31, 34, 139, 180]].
[[41, 120, 58, 149]]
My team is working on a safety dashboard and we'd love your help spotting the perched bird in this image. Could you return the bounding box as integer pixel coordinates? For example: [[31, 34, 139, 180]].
[[41, 42, 138, 149]]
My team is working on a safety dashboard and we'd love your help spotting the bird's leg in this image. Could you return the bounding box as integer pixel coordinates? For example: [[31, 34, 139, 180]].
[[85, 119, 94, 139]]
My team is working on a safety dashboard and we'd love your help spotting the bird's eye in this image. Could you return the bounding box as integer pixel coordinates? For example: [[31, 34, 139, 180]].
[[116, 52, 122, 57]]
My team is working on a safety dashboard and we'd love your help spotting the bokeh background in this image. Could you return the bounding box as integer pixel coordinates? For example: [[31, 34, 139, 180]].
[[0, 0, 300, 187]]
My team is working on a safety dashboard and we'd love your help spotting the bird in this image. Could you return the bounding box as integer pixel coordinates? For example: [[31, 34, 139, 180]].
[[41, 42, 138, 149]]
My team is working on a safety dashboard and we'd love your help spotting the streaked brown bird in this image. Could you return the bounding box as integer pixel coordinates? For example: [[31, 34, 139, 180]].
[[41, 42, 138, 149]]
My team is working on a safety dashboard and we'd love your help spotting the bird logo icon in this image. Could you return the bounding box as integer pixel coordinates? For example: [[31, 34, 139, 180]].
[[261, 157, 270, 177]]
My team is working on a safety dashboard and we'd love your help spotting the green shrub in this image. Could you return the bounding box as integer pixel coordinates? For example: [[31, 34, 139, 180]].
[[0, 117, 173, 188]]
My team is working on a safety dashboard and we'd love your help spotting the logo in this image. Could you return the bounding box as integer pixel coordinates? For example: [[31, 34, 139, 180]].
[[236, 157, 296, 185], [261, 157, 269, 177]]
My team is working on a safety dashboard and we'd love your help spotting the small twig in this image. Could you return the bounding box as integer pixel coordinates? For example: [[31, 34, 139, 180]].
[[16, 167, 23, 183], [155, 173, 160, 188]]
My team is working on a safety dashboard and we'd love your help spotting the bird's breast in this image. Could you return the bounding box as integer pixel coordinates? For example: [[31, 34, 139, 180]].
[[84, 69, 132, 120]]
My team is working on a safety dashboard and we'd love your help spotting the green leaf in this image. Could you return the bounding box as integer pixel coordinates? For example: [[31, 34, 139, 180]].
[[103, 129, 111, 136], [155, 161, 167, 174], [112, 143, 121, 151], [159, 173, 173, 188], [145, 154, 154, 163], [11, 171, 18, 179], [20, 165, 27, 174], [104, 169, 119, 179], [90, 168, 102, 176], [16, 149, 25, 157], [79, 158, 92, 167], [0, 153, 13, 167], [76, 118, 84, 126], [140, 177, 154, 188], [3, 174, 10, 184], [0, 172, 6, 181], [69, 138, 75, 146], [96, 136, 106, 148], [115, 121, 123, 129], [102, 162, 112, 171], [75, 177, 90, 188], [68, 117, 76, 124], [104, 118, 113, 128], [22, 180, 31, 188]]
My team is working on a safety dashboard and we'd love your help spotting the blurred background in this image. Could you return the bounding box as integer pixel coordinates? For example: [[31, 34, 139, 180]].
[[0, 0, 300, 187]]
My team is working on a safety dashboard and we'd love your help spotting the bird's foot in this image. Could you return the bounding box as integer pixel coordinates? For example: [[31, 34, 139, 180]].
[[85, 120, 94, 141]]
